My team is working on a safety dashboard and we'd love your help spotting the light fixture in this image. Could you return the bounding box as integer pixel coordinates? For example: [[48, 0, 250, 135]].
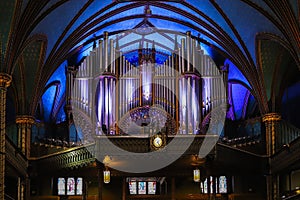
[[193, 168, 200, 182], [103, 167, 110, 184]]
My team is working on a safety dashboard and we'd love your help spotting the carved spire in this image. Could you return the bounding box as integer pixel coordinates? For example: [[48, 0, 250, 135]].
[[115, 34, 120, 51], [151, 40, 156, 63], [144, 4, 152, 17], [174, 34, 178, 51]]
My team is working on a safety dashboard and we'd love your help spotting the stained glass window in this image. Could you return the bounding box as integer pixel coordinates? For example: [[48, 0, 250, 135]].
[[215, 177, 218, 193], [58, 178, 65, 195], [210, 176, 213, 194], [138, 182, 146, 194], [76, 178, 83, 195], [219, 176, 227, 193], [148, 181, 156, 194], [129, 181, 137, 194], [67, 178, 75, 195], [204, 178, 208, 193]]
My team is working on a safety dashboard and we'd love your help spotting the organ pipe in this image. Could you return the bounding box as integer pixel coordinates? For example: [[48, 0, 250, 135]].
[[71, 31, 226, 137]]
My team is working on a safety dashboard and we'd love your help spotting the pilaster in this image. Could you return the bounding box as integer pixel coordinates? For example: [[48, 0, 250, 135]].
[[0, 73, 12, 200], [262, 113, 281, 200], [262, 113, 281, 156], [15, 115, 35, 158]]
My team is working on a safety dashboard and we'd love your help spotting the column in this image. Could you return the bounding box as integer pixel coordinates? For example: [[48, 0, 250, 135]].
[[98, 166, 103, 200], [16, 116, 35, 158], [65, 66, 77, 141], [115, 40, 120, 135], [0, 73, 11, 200], [171, 177, 176, 200], [97, 164, 103, 200], [221, 65, 229, 105], [17, 177, 23, 200], [262, 113, 281, 200], [272, 175, 279, 200], [173, 49, 180, 131], [122, 178, 126, 200], [262, 113, 281, 157]]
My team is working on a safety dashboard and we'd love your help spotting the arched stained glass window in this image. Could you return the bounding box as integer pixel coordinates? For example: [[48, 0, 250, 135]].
[[210, 176, 213, 193], [215, 177, 218, 193], [58, 178, 65, 195], [67, 178, 75, 195], [203, 178, 208, 194], [76, 178, 83, 195], [219, 176, 227, 193]]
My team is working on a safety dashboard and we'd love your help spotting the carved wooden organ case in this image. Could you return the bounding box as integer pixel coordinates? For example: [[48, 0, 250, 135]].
[[71, 31, 227, 143]]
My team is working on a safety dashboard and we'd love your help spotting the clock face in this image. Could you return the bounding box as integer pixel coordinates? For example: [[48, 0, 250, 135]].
[[153, 136, 163, 148]]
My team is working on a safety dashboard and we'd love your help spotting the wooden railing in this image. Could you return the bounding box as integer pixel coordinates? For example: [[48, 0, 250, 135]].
[[272, 136, 300, 173], [32, 143, 95, 171], [5, 136, 28, 176], [276, 120, 300, 151], [4, 194, 15, 200], [32, 135, 218, 171]]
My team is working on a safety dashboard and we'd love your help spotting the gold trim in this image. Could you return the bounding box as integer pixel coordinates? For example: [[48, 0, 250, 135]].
[[16, 115, 35, 124], [262, 113, 281, 122], [0, 73, 12, 88]]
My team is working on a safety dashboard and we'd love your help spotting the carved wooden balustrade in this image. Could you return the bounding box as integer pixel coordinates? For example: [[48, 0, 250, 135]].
[[5, 136, 28, 176], [32, 135, 218, 171], [95, 134, 218, 155], [276, 119, 300, 151], [32, 144, 96, 171], [271, 136, 300, 173]]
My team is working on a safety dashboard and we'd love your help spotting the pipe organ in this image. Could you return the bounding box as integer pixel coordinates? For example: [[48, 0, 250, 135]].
[[71, 31, 227, 139]]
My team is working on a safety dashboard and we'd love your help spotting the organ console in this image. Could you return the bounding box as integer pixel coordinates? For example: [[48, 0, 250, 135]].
[[71, 31, 227, 140]]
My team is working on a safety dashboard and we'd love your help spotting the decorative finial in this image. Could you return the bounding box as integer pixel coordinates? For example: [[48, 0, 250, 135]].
[[145, 5, 152, 17]]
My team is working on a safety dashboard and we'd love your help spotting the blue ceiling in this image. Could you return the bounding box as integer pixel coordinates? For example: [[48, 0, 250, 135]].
[[29, 1, 285, 65], [5, 0, 298, 124]]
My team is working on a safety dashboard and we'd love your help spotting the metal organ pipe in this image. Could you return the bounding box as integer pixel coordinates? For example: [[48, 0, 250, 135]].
[[110, 39, 114, 74], [104, 31, 108, 72], [186, 31, 191, 72], [71, 31, 226, 136], [89, 52, 95, 120], [192, 39, 196, 73], [122, 60, 125, 117], [105, 78, 109, 131], [99, 40, 103, 73], [100, 79, 104, 133], [181, 38, 185, 73], [187, 76, 191, 134]]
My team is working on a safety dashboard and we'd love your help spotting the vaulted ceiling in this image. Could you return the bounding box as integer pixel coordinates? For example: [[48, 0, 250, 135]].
[[0, 0, 299, 124]]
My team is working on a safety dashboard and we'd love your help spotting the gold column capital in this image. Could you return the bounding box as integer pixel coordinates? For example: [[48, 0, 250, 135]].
[[16, 115, 35, 124], [220, 65, 228, 73], [67, 66, 76, 74], [262, 113, 281, 122], [0, 73, 12, 88]]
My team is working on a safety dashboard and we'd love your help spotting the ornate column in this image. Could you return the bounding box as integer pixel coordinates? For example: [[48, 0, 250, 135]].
[[17, 177, 25, 200], [221, 64, 229, 105], [262, 113, 281, 200], [0, 73, 12, 200], [16, 116, 35, 158], [65, 66, 77, 141], [65, 66, 76, 123], [262, 113, 281, 156]]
